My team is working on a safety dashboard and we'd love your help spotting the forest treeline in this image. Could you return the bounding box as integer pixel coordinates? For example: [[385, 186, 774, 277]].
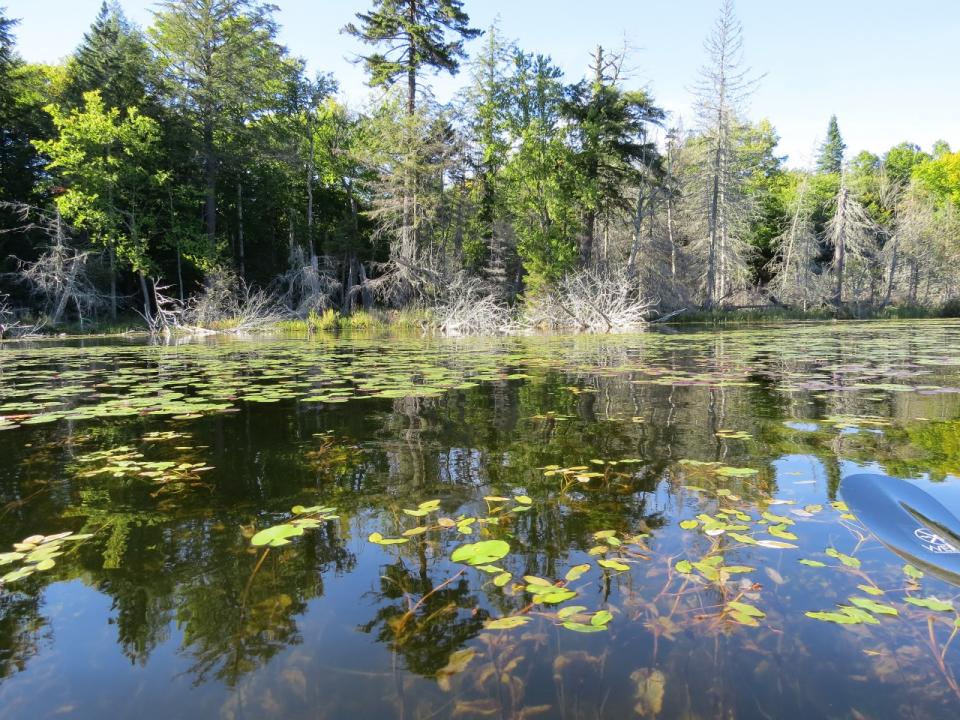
[[1, 0, 959, 334]]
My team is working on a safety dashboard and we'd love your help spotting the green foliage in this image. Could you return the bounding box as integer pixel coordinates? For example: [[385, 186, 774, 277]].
[[343, 0, 480, 111], [34, 91, 164, 273], [913, 150, 960, 206], [816, 114, 845, 174], [61, 2, 155, 113]]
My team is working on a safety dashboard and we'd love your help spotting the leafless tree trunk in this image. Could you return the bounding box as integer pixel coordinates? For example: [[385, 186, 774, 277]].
[[693, 0, 757, 309]]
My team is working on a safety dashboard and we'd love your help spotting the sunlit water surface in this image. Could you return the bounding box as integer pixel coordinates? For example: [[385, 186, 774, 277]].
[[1, 320, 960, 719]]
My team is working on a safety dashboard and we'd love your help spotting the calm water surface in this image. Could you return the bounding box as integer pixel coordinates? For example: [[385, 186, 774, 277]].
[[1, 321, 960, 719]]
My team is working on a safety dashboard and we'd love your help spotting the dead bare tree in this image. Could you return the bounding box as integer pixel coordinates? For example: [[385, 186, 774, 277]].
[[433, 273, 514, 335], [1, 202, 103, 327], [824, 175, 876, 306], [183, 266, 287, 333], [692, 0, 758, 308], [523, 269, 654, 332], [274, 245, 341, 316]]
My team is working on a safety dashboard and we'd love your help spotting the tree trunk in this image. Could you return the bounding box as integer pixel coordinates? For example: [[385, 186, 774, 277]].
[[832, 188, 848, 307], [203, 118, 217, 249], [139, 272, 153, 325], [406, 0, 417, 116], [176, 243, 184, 303], [109, 247, 117, 320], [882, 237, 899, 308], [236, 179, 245, 279]]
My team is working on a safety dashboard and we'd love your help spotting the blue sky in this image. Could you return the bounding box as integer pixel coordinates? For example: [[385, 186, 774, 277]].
[[5, 0, 958, 166]]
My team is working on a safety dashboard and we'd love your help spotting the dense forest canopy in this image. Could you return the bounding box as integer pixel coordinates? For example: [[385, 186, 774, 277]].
[[1, 0, 959, 334]]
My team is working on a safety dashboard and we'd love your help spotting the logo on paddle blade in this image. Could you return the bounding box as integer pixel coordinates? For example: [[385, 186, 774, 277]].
[[914, 527, 960, 554]]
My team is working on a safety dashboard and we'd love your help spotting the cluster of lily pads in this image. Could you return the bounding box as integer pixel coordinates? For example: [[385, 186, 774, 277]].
[[250, 505, 340, 547], [0, 531, 92, 587], [72, 444, 214, 495], [4, 322, 960, 434]]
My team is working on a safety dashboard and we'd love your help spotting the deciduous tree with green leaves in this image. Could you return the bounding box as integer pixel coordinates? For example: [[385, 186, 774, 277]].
[[34, 91, 166, 318]]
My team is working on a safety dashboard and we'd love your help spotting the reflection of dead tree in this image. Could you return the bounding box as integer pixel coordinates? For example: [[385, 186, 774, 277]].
[[1, 202, 103, 327], [524, 270, 654, 332]]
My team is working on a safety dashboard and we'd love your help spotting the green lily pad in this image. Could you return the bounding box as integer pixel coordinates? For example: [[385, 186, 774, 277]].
[[450, 539, 510, 566]]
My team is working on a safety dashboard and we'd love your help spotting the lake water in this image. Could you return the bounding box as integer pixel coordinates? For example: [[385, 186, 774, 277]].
[[1, 321, 959, 719]]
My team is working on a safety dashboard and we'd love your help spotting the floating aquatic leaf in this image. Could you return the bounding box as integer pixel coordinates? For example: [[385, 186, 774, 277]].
[[905, 596, 954, 612], [515, 495, 532, 505], [679, 519, 699, 530], [762, 512, 794, 526], [716, 466, 759, 477], [565, 564, 591, 582], [825, 548, 860, 568], [485, 616, 529, 630], [557, 605, 589, 619], [524, 575, 552, 587], [805, 609, 866, 625], [562, 621, 606, 633], [252, 524, 305, 547], [799, 559, 826, 567], [597, 559, 629, 571], [729, 610, 760, 626], [533, 588, 578, 604], [728, 533, 757, 545], [848, 597, 899, 616], [493, 572, 512, 587], [2, 567, 34, 583], [727, 600, 765, 618], [367, 532, 408, 546], [755, 539, 798, 549], [451, 540, 510, 565], [768, 524, 798, 540], [675, 560, 693, 574], [903, 564, 924, 580], [402, 526, 429, 537], [591, 610, 613, 626], [857, 584, 884, 596]]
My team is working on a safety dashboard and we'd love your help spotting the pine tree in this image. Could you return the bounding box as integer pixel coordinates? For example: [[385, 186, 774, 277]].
[[343, 0, 481, 116], [150, 0, 290, 252], [63, 2, 154, 113], [0, 8, 15, 72], [564, 45, 664, 267], [816, 114, 845, 174]]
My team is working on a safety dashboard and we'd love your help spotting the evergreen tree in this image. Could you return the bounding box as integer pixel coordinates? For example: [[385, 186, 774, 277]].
[[816, 114, 845, 174], [62, 1, 154, 113], [462, 24, 512, 272], [0, 8, 14, 72], [150, 0, 290, 253], [343, 0, 481, 115], [500, 52, 579, 291], [564, 45, 664, 266]]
